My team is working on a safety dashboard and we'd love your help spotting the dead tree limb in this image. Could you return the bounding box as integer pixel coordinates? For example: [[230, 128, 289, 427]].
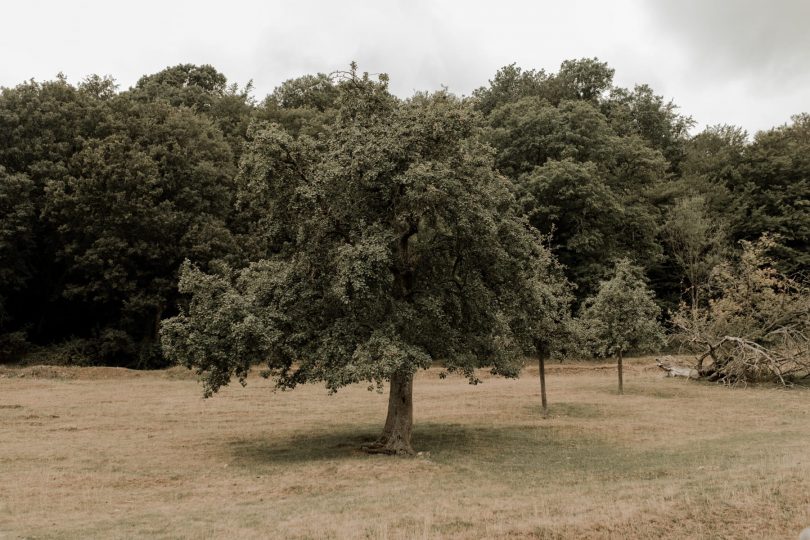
[[656, 356, 699, 379]]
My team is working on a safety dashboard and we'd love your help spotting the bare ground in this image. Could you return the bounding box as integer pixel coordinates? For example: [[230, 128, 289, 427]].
[[1, 357, 808, 539]]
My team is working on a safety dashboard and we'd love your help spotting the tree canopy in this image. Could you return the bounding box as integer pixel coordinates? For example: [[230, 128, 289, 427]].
[[160, 68, 569, 453]]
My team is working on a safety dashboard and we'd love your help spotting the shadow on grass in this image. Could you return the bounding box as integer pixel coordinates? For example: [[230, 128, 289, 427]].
[[225, 418, 791, 486], [532, 402, 606, 419], [227, 421, 640, 479], [415, 422, 634, 476], [218, 399, 810, 508], [622, 383, 699, 399], [228, 422, 579, 466], [229, 424, 382, 465]]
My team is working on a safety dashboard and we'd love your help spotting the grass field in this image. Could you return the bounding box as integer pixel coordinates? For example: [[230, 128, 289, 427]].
[[1, 357, 809, 539]]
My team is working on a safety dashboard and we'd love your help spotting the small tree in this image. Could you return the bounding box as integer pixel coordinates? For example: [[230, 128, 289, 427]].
[[663, 195, 727, 316], [531, 274, 573, 418], [581, 259, 665, 394]]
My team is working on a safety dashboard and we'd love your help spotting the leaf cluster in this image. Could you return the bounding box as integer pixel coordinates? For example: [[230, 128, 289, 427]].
[[162, 68, 570, 393]]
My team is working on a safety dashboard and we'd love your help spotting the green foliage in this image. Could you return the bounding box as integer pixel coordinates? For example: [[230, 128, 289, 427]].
[[269, 73, 339, 111], [0, 76, 114, 346], [472, 64, 548, 116], [0, 76, 112, 176], [0, 331, 30, 362], [0, 59, 807, 373], [678, 118, 809, 277], [487, 97, 616, 178], [553, 58, 615, 103], [662, 195, 728, 311], [581, 260, 666, 357], [673, 124, 747, 227], [483, 75, 668, 296], [0, 70, 245, 367], [252, 74, 339, 140], [131, 64, 254, 159], [516, 159, 623, 292], [161, 67, 568, 394], [734, 115, 810, 275], [42, 99, 237, 366], [604, 84, 694, 171], [681, 124, 747, 191], [473, 58, 613, 116], [0, 166, 34, 325], [160, 261, 270, 396]]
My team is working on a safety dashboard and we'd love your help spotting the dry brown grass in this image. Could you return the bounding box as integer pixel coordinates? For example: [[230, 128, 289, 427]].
[[1, 356, 809, 539]]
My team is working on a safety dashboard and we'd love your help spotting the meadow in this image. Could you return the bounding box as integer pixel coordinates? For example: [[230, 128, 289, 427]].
[[1, 358, 808, 539]]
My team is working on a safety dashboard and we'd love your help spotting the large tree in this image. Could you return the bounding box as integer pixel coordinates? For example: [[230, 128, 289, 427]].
[[161, 68, 567, 454], [735, 114, 810, 275], [484, 89, 668, 297], [43, 98, 237, 366], [515, 159, 624, 292], [0, 75, 114, 343], [472, 63, 548, 116]]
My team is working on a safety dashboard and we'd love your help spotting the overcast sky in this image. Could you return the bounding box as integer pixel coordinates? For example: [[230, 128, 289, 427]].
[[2, 0, 808, 135]]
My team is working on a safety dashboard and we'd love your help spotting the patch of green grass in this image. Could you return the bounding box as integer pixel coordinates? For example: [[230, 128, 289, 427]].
[[543, 401, 605, 418], [622, 384, 699, 399]]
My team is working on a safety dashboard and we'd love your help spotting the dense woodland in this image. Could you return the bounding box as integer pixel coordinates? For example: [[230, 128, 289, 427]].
[[0, 60, 808, 372]]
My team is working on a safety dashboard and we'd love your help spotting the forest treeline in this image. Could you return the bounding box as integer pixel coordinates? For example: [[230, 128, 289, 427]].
[[0, 60, 807, 367]]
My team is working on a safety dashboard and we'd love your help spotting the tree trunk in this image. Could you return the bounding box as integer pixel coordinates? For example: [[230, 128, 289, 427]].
[[363, 371, 415, 455], [690, 283, 698, 321], [537, 343, 548, 417], [617, 350, 624, 395]]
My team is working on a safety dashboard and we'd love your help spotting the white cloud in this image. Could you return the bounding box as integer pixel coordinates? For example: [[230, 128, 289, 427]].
[[0, 0, 807, 133]]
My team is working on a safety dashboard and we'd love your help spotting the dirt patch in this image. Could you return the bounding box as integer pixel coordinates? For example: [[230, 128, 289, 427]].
[[0, 364, 196, 380]]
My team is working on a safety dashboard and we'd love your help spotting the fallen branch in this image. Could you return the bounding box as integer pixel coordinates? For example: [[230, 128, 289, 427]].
[[656, 356, 699, 379], [666, 234, 810, 387]]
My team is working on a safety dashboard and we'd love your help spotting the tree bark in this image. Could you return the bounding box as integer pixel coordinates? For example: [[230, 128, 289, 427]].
[[537, 342, 548, 417], [363, 371, 415, 455], [617, 350, 624, 395]]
